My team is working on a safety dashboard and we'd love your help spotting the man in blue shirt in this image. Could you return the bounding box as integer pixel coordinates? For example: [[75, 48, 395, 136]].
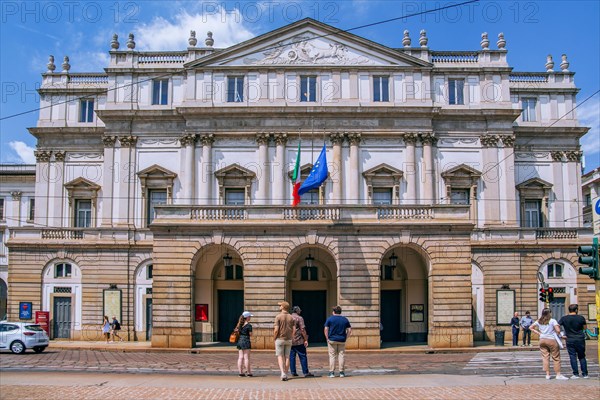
[[324, 305, 352, 378]]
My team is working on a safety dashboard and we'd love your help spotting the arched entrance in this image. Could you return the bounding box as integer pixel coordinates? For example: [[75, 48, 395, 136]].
[[538, 259, 578, 321], [380, 246, 428, 343], [0, 278, 7, 320], [41, 260, 82, 339], [134, 262, 153, 340], [287, 246, 337, 343], [193, 245, 244, 343], [471, 263, 485, 341]]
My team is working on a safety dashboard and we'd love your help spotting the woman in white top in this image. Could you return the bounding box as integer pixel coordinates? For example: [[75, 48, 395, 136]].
[[530, 308, 568, 380]]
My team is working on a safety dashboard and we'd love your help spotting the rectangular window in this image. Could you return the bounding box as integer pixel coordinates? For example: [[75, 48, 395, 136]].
[[147, 189, 167, 225], [74, 199, 92, 228], [79, 99, 94, 122], [227, 76, 244, 102], [450, 189, 470, 205], [547, 263, 563, 278], [147, 265, 153, 279], [448, 79, 464, 105], [152, 79, 169, 105], [373, 188, 393, 205], [0, 198, 4, 220], [524, 200, 542, 227], [28, 198, 35, 221], [225, 189, 245, 205], [373, 76, 389, 102], [300, 76, 317, 102], [522, 98, 537, 121], [225, 265, 243, 280], [301, 266, 318, 281], [300, 189, 319, 205], [55, 263, 72, 278], [585, 193, 592, 207], [381, 265, 394, 280]]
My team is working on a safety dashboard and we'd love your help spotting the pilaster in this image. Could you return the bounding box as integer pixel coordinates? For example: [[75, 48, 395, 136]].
[[402, 133, 418, 203], [347, 133, 361, 204], [199, 134, 215, 205], [329, 132, 344, 203], [273, 133, 288, 205], [480, 134, 501, 226], [102, 136, 117, 226]]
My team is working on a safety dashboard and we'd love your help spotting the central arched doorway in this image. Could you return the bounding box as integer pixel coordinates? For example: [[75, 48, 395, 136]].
[[287, 246, 337, 343], [193, 245, 244, 344], [380, 246, 428, 343]]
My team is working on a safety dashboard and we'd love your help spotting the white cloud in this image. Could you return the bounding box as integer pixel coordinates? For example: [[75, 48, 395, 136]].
[[578, 96, 600, 172], [8, 141, 36, 164], [135, 8, 255, 51]]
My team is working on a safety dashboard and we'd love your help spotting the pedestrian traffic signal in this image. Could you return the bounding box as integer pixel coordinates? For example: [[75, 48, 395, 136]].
[[547, 287, 554, 302], [578, 238, 599, 280], [539, 287, 546, 302]]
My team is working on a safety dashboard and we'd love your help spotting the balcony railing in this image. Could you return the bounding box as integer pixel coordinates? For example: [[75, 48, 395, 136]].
[[431, 51, 479, 63], [41, 229, 84, 239], [377, 206, 433, 219], [535, 228, 578, 240], [509, 72, 548, 83]]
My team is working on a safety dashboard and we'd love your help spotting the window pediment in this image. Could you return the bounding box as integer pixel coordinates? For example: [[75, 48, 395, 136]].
[[64, 177, 100, 206], [137, 164, 177, 189], [363, 163, 403, 185], [441, 164, 481, 187], [516, 177, 552, 198], [288, 163, 315, 180], [215, 164, 256, 186]]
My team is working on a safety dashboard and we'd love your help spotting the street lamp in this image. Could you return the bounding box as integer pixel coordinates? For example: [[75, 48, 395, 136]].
[[305, 253, 314, 268], [223, 253, 232, 268], [389, 252, 398, 269]]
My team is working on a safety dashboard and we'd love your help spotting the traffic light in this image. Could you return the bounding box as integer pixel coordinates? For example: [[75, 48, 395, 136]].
[[539, 287, 546, 302], [547, 287, 554, 302], [578, 238, 599, 280]]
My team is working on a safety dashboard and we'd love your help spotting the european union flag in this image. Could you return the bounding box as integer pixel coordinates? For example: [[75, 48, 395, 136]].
[[298, 144, 328, 196]]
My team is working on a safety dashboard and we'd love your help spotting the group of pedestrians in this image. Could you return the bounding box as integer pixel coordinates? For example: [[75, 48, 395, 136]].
[[514, 305, 589, 380], [232, 302, 590, 381], [101, 315, 123, 343], [233, 302, 351, 380]]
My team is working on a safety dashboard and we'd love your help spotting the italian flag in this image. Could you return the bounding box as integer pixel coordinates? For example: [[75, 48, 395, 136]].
[[292, 141, 301, 206]]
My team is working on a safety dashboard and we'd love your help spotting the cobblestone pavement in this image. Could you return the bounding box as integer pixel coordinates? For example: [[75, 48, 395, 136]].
[[1, 371, 599, 400], [1, 346, 598, 378]]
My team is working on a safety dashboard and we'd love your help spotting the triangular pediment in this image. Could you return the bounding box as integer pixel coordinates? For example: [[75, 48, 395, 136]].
[[516, 177, 552, 190], [187, 18, 430, 68], [288, 163, 314, 179], [137, 164, 177, 180], [363, 163, 403, 178], [215, 164, 256, 179], [64, 177, 100, 191], [441, 164, 482, 179]]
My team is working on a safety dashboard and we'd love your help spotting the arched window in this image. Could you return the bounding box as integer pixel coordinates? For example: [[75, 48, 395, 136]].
[[547, 263, 564, 279]]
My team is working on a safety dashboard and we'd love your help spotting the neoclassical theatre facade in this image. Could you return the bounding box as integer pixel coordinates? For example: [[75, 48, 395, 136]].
[[7, 19, 595, 348]]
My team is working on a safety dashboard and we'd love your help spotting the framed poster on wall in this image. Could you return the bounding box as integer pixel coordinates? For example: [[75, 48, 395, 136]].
[[410, 304, 425, 322], [103, 288, 122, 322], [496, 290, 515, 325], [588, 303, 597, 321]]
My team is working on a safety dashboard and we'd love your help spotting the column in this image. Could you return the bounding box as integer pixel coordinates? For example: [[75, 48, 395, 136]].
[[51, 151, 65, 227], [565, 151, 583, 227], [550, 151, 565, 227], [102, 136, 117, 226], [256, 133, 270, 205], [179, 133, 197, 204], [330, 132, 344, 203], [403, 133, 417, 204], [117, 136, 137, 227], [501, 135, 517, 226], [347, 133, 361, 204], [274, 133, 288, 205], [480, 134, 501, 226], [199, 134, 215, 205], [421, 133, 436, 205], [33, 150, 52, 227], [10, 191, 22, 226]]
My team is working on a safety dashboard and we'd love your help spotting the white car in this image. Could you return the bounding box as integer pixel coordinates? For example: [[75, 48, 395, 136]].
[[0, 322, 49, 354]]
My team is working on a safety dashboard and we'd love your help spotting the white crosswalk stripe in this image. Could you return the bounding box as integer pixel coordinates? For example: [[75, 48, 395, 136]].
[[464, 350, 599, 378]]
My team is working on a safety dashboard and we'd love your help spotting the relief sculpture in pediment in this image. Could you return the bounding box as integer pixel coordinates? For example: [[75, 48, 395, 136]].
[[243, 34, 372, 65]]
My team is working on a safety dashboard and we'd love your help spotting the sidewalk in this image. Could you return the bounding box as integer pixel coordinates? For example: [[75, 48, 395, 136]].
[[46, 339, 591, 354]]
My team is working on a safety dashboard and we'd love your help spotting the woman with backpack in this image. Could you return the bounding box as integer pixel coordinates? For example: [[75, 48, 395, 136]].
[[111, 316, 123, 342]]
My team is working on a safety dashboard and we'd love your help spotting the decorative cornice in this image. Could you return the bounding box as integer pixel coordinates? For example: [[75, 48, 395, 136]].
[[119, 136, 138, 147], [329, 132, 344, 145], [200, 134, 215, 146], [480, 134, 500, 148], [255, 132, 271, 145], [179, 134, 197, 147], [11, 191, 22, 200], [34, 150, 52, 162], [54, 151, 66, 162], [565, 150, 583, 162], [274, 133, 288, 146], [550, 151, 564, 162], [102, 136, 117, 147], [402, 132, 418, 145], [500, 135, 515, 148], [347, 132, 362, 145]]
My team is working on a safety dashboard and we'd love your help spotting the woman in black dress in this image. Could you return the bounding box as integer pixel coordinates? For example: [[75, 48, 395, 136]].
[[236, 311, 253, 376]]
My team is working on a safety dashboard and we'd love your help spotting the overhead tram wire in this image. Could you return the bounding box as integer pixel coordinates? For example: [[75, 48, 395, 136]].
[[0, 0, 480, 122]]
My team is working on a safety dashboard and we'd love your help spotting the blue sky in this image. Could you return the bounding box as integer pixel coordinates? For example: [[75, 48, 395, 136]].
[[1, 0, 598, 172]]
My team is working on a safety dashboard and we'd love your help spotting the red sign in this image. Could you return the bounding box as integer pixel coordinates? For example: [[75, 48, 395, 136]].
[[195, 304, 208, 322], [35, 311, 50, 334]]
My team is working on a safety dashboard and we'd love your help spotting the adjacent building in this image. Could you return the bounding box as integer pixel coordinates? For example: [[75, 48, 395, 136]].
[[6, 19, 595, 348]]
